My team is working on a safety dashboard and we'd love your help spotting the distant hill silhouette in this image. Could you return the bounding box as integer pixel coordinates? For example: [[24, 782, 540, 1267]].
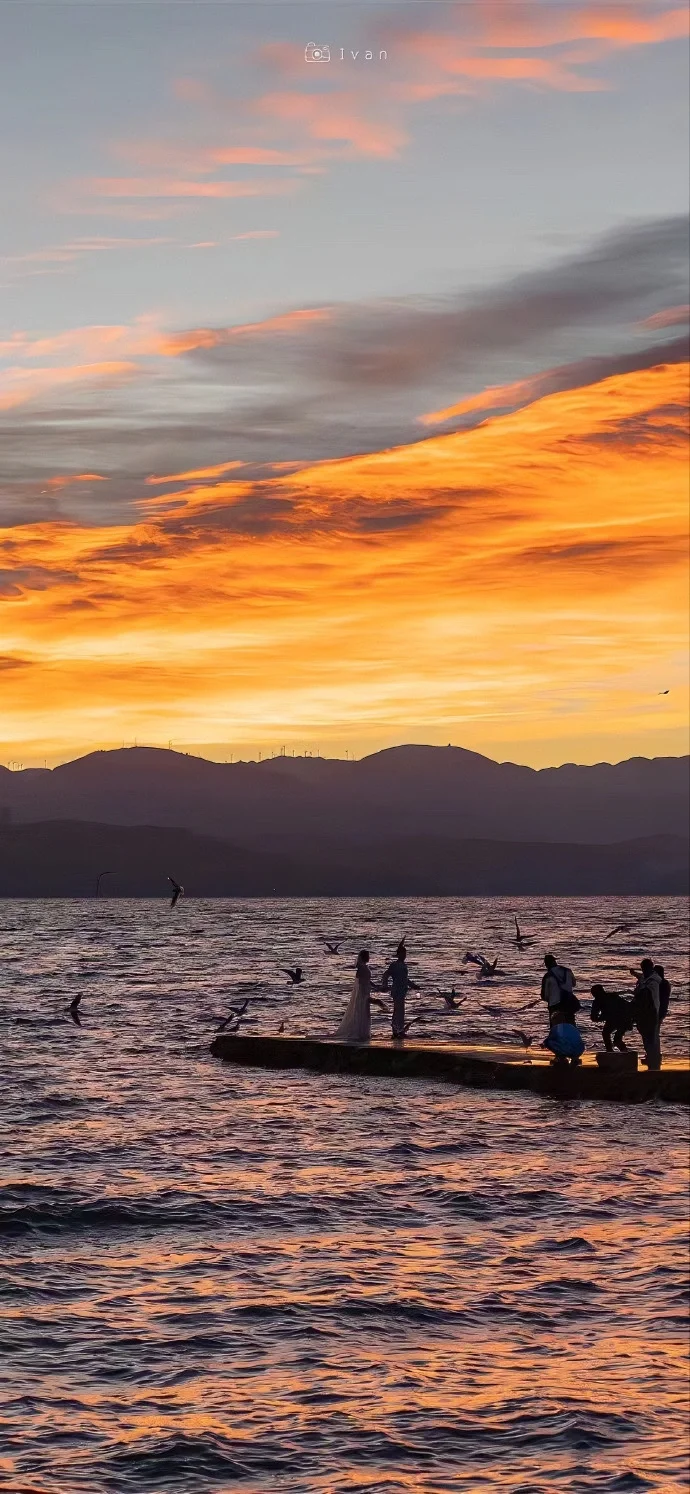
[[0, 821, 686, 897], [0, 745, 687, 852]]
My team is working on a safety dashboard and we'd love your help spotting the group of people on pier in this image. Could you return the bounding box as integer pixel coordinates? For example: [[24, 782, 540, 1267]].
[[539, 953, 669, 1070], [334, 943, 669, 1070]]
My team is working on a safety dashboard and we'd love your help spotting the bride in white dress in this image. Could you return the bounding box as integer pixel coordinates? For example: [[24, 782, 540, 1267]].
[[334, 950, 375, 1043]]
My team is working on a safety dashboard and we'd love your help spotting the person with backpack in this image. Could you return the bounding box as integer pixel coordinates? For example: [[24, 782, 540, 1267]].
[[629, 958, 663, 1070], [540, 953, 579, 1025]]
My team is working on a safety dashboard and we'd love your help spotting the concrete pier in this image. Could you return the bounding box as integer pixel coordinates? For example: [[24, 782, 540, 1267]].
[[210, 1033, 690, 1104]]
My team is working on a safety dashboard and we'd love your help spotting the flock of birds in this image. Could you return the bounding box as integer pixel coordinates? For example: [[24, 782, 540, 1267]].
[[65, 888, 671, 1058], [203, 914, 658, 1055]]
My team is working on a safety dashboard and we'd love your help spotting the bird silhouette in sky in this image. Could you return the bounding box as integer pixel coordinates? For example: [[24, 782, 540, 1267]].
[[658, 690, 670, 695], [168, 876, 183, 908]]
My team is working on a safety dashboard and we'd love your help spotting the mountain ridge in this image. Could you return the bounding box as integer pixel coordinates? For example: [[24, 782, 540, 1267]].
[[0, 743, 687, 848]]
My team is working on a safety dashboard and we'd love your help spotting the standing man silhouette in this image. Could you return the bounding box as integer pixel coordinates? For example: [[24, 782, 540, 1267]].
[[381, 942, 418, 1040]]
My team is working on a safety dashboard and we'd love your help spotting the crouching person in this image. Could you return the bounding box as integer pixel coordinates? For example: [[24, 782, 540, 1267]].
[[542, 1019, 585, 1068], [590, 985, 634, 1052]]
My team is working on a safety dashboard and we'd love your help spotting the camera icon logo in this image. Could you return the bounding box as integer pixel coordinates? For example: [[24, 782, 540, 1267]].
[[305, 42, 330, 62]]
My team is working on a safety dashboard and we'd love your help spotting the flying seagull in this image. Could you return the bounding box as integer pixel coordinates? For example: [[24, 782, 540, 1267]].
[[95, 871, 114, 897], [277, 1021, 285, 1034], [514, 916, 536, 946], [463, 951, 500, 976], [282, 966, 304, 984], [67, 994, 82, 1026], [658, 690, 670, 695], [437, 988, 465, 1010], [216, 1013, 247, 1033], [514, 1030, 536, 1050], [168, 876, 183, 908], [514, 1030, 537, 1062], [324, 942, 341, 954], [605, 922, 635, 939]]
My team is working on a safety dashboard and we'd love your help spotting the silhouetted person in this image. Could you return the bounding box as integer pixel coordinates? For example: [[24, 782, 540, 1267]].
[[654, 964, 671, 1024], [541, 953, 578, 1024], [381, 943, 418, 1040], [630, 958, 662, 1070], [590, 984, 633, 1052]]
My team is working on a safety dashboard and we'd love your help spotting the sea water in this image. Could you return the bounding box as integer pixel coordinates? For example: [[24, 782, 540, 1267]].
[[1, 896, 688, 1492]]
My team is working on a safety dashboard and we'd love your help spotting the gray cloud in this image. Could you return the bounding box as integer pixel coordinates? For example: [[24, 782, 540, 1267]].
[[0, 566, 79, 597]]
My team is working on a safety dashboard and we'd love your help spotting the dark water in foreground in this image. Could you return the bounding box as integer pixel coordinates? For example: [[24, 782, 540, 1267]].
[[1, 897, 689, 1493]]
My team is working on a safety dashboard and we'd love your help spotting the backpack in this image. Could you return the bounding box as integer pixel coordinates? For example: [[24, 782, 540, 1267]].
[[659, 978, 671, 1022]]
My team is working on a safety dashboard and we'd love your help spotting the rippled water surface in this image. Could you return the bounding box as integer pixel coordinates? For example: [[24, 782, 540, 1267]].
[[2, 896, 689, 1493]]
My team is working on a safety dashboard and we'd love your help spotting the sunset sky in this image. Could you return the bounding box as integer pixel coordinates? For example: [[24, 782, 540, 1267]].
[[1, 0, 688, 768]]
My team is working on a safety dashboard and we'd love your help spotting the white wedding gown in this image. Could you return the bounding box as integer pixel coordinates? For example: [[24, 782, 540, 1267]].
[[334, 972, 372, 1043]]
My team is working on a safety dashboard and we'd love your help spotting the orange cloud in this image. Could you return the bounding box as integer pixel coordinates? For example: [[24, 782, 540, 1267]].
[[160, 306, 332, 355], [420, 377, 541, 426], [76, 175, 298, 200], [2, 362, 687, 766], [146, 461, 243, 486], [43, 473, 108, 492]]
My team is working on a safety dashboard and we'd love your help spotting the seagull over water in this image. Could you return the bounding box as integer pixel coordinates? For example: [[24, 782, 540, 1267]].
[[514, 916, 536, 946], [324, 942, 341, 954], [216, 1010, 249, 1033], [67, 994, 82, 1026], [437, 988, 466, 1010], [282, 966, 304, 984], [514, 1030, 536, 1050], [605, 922, 636, 939], [514, 1030, 537, 1062], [168, 876, 183, 908]]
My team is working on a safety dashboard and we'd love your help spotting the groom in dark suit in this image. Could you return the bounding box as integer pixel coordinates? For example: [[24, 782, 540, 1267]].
[[380, 942, 418, 1039]]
